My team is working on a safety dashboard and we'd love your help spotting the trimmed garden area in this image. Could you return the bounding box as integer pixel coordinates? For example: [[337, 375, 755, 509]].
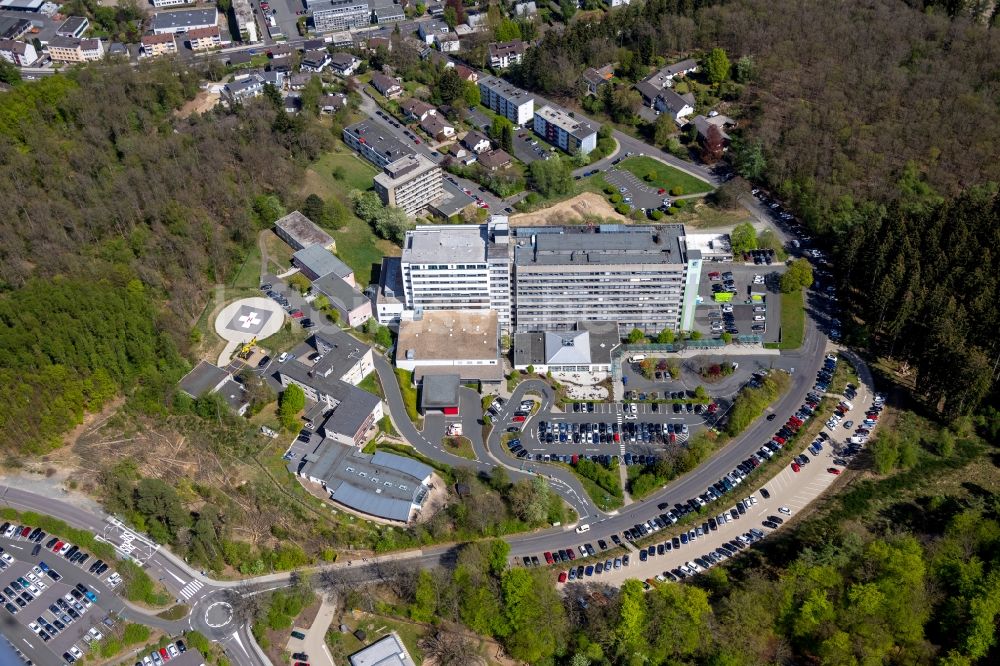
[[442, 435, 476, 460], [765, 287, 805, 350]]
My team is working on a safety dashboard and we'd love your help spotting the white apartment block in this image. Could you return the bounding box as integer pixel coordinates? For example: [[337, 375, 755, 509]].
[[141, 33, 177, 57], [478, 75, 534, 126], [533, 105, 597, 155], [0, 39, 37, 66], [310, 0, 370, 33], [400, 220, 512, 334], [47, 36, 103, 63], [373, 154, 445, 217]]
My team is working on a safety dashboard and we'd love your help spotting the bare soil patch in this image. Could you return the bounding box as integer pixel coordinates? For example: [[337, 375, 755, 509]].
[[510, 192, 628, 226]]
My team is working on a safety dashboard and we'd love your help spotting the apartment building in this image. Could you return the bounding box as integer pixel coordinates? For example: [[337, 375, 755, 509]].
[[512, 224, 698, 335], [478, 75, 534, 126], [487, 40, 525, 68], [141, 33, 177, 57], [399, 219, 512, 334], [343, 119, 413, 167], [47, 35, 103, 63], [186, 26, 221, 52], [150, 9, 218, 35], [0, 39, 36, 66], [310, 0, 369, 33], [533, 105, 597, 155], [233, 0, 258, 43], [373, 154, 445, 217]]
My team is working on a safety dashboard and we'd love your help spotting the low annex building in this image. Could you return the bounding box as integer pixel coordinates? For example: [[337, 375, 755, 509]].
[[395, 309, 502, 383], [513, 320, 621, 374], [293, 444, 433, 524], [348, 632, 418, 666], [177, 361, 249, 415], [273, 210, 336, 252]]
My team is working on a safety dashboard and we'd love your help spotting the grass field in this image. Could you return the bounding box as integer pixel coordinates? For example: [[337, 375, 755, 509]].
[[394, 368, 422, 425], [617, 156, 713, 194], [301, 148, 399, 287], [229, 243, 262, 289], [765, 287, 805, 350], [670, 201, 754, 229], [441, 436, 476, 460]]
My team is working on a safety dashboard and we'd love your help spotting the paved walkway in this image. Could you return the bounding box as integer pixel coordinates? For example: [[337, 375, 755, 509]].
[[286, 596, 337, 666]]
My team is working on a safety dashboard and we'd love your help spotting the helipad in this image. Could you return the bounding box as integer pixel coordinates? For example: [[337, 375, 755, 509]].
[[214, 297, 284, 365]]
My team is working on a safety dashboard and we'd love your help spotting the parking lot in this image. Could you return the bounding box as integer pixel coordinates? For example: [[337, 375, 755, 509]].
[[603, 168, 671, 211], [693, 262, 782, 343], [0, 527, 126, 665], [512, 130, 547, 164]]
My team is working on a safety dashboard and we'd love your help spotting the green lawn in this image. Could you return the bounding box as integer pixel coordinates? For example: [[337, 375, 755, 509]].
[[229, 243, 262, 289], [394, 368, 422, 425], [765, 288, 805, 350], [441, 436, 476, 460], [358, 371, 384, 399], [617, 156, 713, 195], [301, 148, 399, 287]]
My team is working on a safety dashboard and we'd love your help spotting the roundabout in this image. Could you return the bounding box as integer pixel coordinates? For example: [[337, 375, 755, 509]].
[[213, 296, 285, 365], [190, 589, 238, 641]]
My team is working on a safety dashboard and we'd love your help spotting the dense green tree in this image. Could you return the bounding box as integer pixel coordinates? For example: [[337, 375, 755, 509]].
[[437, 67, 465, 104], [780, 258, 814, 293], [730, 222, 757, 253], [528, 157, 573, 197], [627, 328, 646, 343], [278, 384, 305, 431], [462, 80, 480, 107], [705, 47, 731, 85]]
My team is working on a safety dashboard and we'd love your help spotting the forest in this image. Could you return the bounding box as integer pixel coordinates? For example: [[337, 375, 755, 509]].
[[0, 59, 332, 453]]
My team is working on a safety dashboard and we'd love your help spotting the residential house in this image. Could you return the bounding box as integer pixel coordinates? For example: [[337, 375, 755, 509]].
[[581, 64, 613, 96], [691, 113, 734, 144], [455, 64, 477, 82], [655, 88, 695, 123], [513, 1, 536, 16], [343, 119, 413, 167], [224, 75, 266, 102], [313, 273, 374, 328], [370, 72, 402, 99], [107, 42, 128, 57], [478, 149, 512, 171], [177, 361, 249, 416], [319, 93, 348, 113], [661, 58, 697, 83], [435, 32, 459, 53], [478, 75, 534, 126], [419, 113, 455, 140], [487, 40, 526, 69], [327, 52, 360, 76], [367, 36, 391, 52], [399, 98, 436, 123], [288, 72, 315, 90], [228, 51, 252, 67], [301, 49, 330, 72], [417, 19, 449, 44], [141, 33, 177, 57], [0, 39, 36, 66], [460, 130, 491, 154], [373, 154, 445, 217], [268, 43, 294, 59], [447, 143, 477, 165], [186, 25, 221, 52]]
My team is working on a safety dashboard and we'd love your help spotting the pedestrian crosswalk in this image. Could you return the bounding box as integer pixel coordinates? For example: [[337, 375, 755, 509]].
[[178, 579, 204, 600], [616, 409, 625, 455]]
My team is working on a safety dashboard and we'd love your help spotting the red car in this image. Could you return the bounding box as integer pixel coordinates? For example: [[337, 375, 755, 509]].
[[657, 188, 666, 194], [773, 436, 785, 445], [791, 462, 801, 473], [544, 552, 554, 565], [558, 571, 567, 583], [707, 403, 718, 413], [160, 647, 170, 661], [827, 467, 841, 475], [290, 311, 304, 319], [52, 540, 63, 552], [414, 138, 421, 144], [513, 415, 526, 423], [20, 526, 31, 538]]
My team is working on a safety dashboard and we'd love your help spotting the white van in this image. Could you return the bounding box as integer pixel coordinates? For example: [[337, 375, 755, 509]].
[[630, 354, 646, 362], [575, 524, 590, 534]]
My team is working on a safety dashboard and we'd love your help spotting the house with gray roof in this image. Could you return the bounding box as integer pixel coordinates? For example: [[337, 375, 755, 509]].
[[292, 245, 355, 283], [513, 320, 621, 373], [348, 632, 418, 666], [313, 273, 373, 328]]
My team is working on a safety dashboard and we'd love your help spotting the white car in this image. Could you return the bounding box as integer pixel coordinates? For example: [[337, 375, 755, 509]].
[[754, 315, 766, 321], [277, 352, 288, 363], [778, 506, 791, 515], [686, 560, 702, 573], [624, 413, 637, 420], [28, 622, 40, 634], [31, 566, 42, 576], [26, 572, 38, 583], [0, 553, 12, 563], [58, 543, 72, 555], [88, 627, 103, 641], [70, 646, 83, 659]]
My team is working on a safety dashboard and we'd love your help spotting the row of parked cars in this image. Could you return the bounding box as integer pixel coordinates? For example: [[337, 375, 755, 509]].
[[260, 283, 315, 330], [537, 419, 689, 446], [134, 640, 188, 665]]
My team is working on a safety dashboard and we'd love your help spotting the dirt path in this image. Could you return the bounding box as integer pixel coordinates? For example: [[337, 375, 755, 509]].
[[510, 192, 628, 226]]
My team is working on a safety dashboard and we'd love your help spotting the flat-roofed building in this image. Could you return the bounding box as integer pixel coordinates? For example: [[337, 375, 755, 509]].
[[151, 0, 189, 6], [399, 220, 511, 334], [396, 309, 501, 383], [55, 16, 88, 38], [373, 154, 444, 217], [273, 210, 336, 252], [478, 75, 534, 126], [533, 104, 597, 155], [150, 8, 218, 35], [233, 0, 258, 43], [187, 25, 222, 51], [292, 442, 432, 523], [343, 119, 413, 167], [512, 224, 698, 335], [141, 33, 177, 57], [348, 633, 418, 666], [311, 0, 369, 33], [374, 257, 405, 324], [292, 245, 355, 283]]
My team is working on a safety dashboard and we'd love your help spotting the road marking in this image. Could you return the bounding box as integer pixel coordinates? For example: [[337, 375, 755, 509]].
[[178, 579, 204, 600], [22, 639, 33, 649], [163, 568, 186, 585]]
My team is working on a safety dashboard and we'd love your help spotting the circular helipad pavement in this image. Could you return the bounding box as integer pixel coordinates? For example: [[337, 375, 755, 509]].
[[214, 297, 285, 365]]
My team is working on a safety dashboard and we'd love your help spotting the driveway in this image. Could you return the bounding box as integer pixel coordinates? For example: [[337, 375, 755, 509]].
[[287, 596, 337, 666]]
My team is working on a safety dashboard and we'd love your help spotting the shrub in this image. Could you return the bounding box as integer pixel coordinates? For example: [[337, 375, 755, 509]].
[[645, 171, 656, 182], [610, 193, 623, 203], [615, 204, 630, 215], [670, 186, 684, 196], [651, 209, 665, 220], [673, 198, 687, 208]]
